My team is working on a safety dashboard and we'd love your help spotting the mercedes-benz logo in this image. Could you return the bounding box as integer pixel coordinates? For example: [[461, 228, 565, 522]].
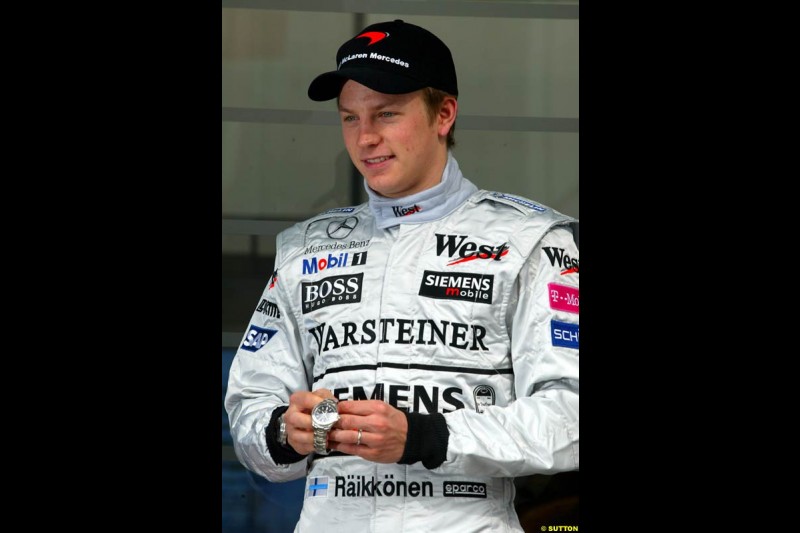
[[327, 216, 358, 239]]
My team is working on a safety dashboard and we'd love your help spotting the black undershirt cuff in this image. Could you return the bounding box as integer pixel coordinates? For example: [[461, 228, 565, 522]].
[[265, 405, 307, 465], [398, 412, 449, 470]]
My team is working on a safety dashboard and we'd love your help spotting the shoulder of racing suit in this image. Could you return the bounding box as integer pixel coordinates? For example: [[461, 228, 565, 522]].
[[274, 202, 371, 266], [470, 190, 579, 250]]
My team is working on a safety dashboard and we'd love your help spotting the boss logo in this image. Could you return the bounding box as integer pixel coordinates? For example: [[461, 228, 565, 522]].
[[301, 273, 363, 314]]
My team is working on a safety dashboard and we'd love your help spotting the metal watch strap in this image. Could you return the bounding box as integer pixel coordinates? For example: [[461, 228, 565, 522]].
[[278, 413, 288, 447], [313, 427, 331, 455]]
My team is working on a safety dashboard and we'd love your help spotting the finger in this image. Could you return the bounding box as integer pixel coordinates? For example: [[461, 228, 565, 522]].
[[329, 428, 365, 446], [336, 399, 388, 415], [290, 390, 327, 411], [311, 388, 335, 400]]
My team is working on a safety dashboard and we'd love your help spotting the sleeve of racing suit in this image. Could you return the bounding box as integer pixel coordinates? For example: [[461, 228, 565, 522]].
[[432, 224, 579, 477], [224, 235, 314, 482]]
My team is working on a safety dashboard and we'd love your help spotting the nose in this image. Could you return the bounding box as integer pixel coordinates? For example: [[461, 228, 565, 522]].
[[357, 121, 381, 148]]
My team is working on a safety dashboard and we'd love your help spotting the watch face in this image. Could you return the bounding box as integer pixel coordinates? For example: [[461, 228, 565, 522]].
[[313, 400, 339, 426]]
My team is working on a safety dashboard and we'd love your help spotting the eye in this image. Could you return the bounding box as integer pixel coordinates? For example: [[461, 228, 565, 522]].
[[378, 111, 396, 118], [342, 114, 357, 123]]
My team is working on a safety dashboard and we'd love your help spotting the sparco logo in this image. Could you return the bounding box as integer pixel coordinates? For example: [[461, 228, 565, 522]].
[[301, 273, 363, 313], [542, 247, 579, 275], [435, 234, 509, 266], [419, 270, 493, 303], [327, 217, 358, 239], [302, 251, 367, 275], [443, 481, 487, 498], [392, 204, 421, 217]]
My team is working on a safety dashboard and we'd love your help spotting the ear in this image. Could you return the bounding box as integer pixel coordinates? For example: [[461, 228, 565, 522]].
[[437, 96, 458, 138]]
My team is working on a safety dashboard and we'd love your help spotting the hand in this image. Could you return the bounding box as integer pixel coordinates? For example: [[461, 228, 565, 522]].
[[283, 389, 335, 455], [327, 400, 408, 463]]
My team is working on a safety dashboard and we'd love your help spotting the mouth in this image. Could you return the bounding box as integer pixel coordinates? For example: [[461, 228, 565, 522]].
[[362, 155, 394, 167]]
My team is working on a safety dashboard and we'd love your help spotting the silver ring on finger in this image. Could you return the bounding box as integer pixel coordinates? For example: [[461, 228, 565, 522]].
[[356, 428, 363, 446]]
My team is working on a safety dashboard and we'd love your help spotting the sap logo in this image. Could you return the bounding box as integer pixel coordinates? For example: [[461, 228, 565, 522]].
[[542, 247, 579, 275], [301, 273, 363, 314], [241, 324, 278, 352], [302, 251, 367, 275], [551, 320, 579, 349], [392, 204, 421, 217], [443, 481, 487, 498], [419, 270, 493, 304], [547, 282, 579, 314], [306, 476, 329, 498], [434, 234, 509, 266], [256, 299, 280, 318]]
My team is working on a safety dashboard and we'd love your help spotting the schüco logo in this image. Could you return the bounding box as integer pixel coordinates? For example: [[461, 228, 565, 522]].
[[542, 247, 579, 275], [435, 234, 509, 266]]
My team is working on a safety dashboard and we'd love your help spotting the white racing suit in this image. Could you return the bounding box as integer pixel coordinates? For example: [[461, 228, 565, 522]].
[[225, 154, 579, 532]]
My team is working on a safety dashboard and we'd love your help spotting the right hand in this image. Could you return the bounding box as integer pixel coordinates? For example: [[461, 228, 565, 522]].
[[282, 389, 335, 455]]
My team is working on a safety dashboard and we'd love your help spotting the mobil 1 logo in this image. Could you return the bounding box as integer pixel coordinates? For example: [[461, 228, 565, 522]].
[[301, 273, 363, 314]]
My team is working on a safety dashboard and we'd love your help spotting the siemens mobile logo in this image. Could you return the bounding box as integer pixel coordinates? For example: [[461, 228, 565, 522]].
[[301, 273, 363, 313], [240, 324, 278, 352], [419, 270, 493, 303], [302, 251, 367, 275], [551, 319, 579, 349]]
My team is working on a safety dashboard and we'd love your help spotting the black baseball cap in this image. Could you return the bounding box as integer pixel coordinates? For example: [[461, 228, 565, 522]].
[[307, 19, 458, 101]]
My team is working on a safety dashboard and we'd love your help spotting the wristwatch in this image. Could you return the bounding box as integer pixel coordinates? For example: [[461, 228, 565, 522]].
[[277, 413, 288, 447], [311, 398, 339, 455]]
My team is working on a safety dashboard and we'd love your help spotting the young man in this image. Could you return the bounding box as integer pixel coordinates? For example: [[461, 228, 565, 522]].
[[225, 19, 579, 532]]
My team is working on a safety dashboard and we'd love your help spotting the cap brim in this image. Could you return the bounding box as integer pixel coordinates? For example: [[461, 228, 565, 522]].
[[307, 67, 427, 101]]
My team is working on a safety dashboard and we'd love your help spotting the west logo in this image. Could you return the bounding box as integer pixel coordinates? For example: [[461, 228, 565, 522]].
[[551, 319, 579, 349], [301, 273, 363, 314], [542, 247, 579, 275], [302, 251, 367, 275], [547, 282, 579, 314], [256, 299, 280, 318], [392, 204, 421, 217], [241, 324, 278, 352], [419, 270, 493, 303], [435, 234, 509, 266]]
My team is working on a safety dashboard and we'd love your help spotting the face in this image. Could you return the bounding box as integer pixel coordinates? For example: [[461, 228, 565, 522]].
[[338, 80, 456, 198]]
